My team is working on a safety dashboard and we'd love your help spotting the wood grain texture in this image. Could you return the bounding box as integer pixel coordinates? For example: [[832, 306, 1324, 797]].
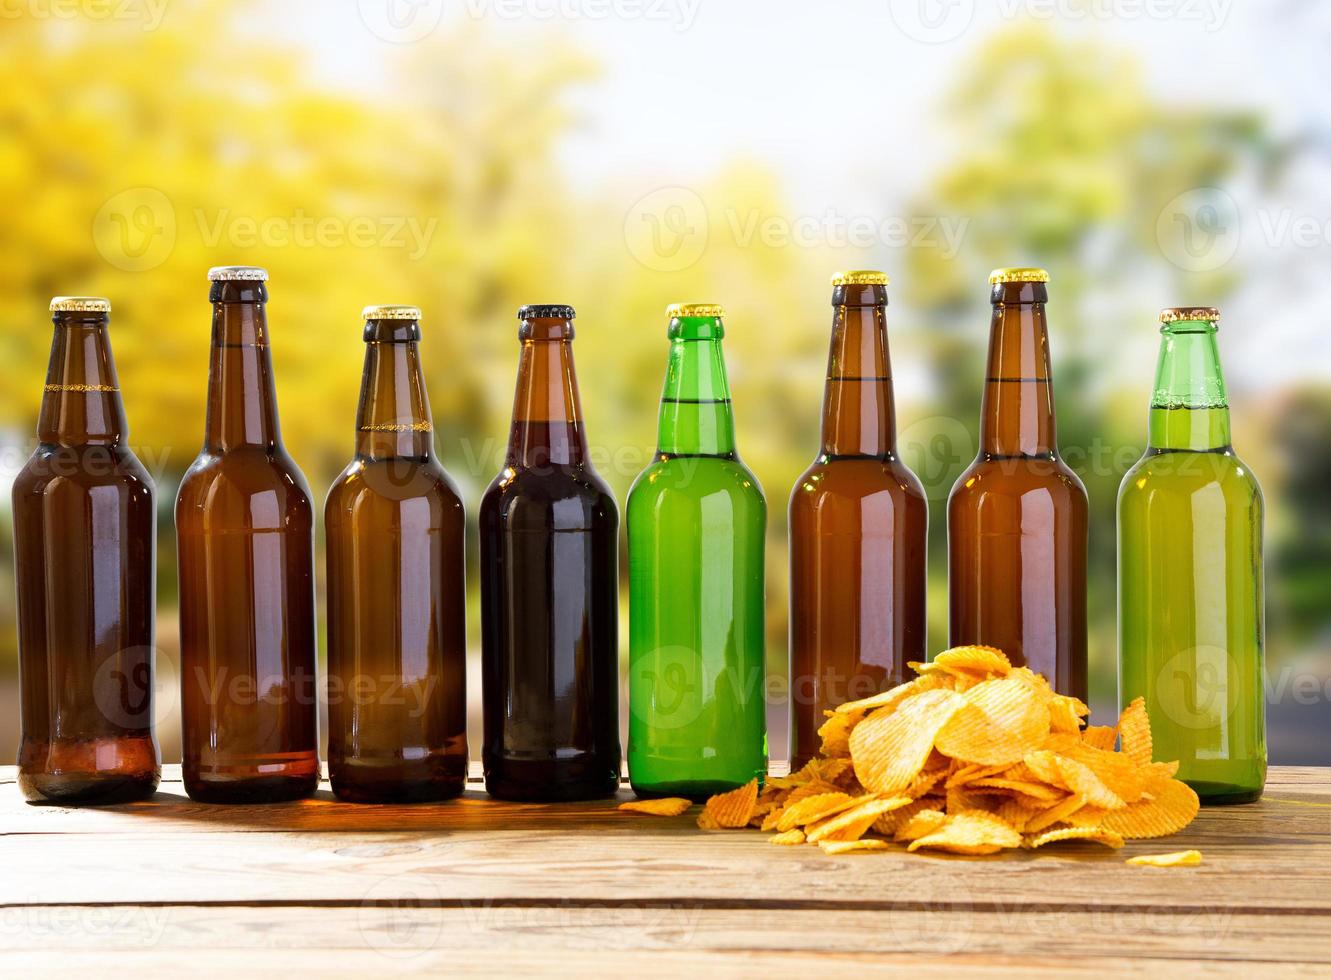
[[2, 765, 1329, 974]]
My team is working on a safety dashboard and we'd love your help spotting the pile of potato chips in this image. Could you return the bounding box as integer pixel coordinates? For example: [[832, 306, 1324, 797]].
[[633, 646, 1202, 859]]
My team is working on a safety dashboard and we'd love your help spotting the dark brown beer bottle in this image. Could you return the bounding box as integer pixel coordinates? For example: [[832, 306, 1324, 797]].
[[479, 305, 621, 801], [176, 267, 319, 803], [13, 297, 160, 804], [325, 305, 467, 803], [947, 268, 1088, 699], [788, 272, 927, 769]]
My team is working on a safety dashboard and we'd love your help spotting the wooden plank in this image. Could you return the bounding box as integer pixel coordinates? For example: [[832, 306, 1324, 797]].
[[0, 906, 1326, 967], [1, 818, 1327, 911]]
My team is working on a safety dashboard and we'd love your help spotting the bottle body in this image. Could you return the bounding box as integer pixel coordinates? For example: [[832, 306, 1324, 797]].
[[627, 307, 767, 800], [789, 458, 926, 766], [1118, 309, 1265, 803], [788, 276, 927, 769], [325, 311, 468, 802], [15, 301, 160, 804], [176, 271, 319, 803], [947, 272, 1088, 700], [480, 307, 621, 802], [628, 455, 767, 798]]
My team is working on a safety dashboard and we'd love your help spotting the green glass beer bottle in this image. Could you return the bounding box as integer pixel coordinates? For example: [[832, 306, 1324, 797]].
[[1118, 307, 1265, 804], [627, 304, 767, 800]]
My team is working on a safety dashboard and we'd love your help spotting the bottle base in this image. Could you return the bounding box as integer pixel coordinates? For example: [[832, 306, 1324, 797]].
[[184, 754, 321, 804], [483, 754, 620, 802], [629, 777, 763, 804], [20, 770, 160, 806], [1191, 781, 1263, 806], [330, 757, 467, 804]]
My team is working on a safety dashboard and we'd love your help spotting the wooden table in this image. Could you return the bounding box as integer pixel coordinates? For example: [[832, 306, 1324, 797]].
[[2, 765, 1329, 976]]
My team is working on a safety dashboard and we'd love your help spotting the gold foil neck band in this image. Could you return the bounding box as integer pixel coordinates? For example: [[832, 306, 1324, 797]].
[[359, 422, 433, 432], [44, 383, 117, 392]]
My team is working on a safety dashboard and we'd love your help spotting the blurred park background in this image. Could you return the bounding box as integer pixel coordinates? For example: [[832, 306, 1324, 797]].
[[1, 0, 1328, 764]]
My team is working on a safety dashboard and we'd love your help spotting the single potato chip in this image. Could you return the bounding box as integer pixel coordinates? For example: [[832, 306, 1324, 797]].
[[819, 839, 891, 854], [1118, 697, 1153, 767], [1082, 725, 1118, 751], [776, 792, 855, 833], [851, 688, 966, 795], [936, 677, 1051, 766], [1127, 849, 1203, 867], [907, 810, 1022, 855], [923, 645, 1012, 679], [894, 808, 949, 842], [702, 778, 759, 829], [1101, 779, 1200, 840], [817, 712, 857, 758], [619, 798, 692, 816], [1022, 793, 1087, 834], [1025, 826, 1125, 849], [806, 795, 914, 843], [1053, 755, 1126, 811], [768, 828, 806, 846]]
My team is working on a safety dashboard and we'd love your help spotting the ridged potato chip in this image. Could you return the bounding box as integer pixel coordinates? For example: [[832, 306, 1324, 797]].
[[922, 645, 1011, 680], [817, 711, 856, 758], [1082, 725, 1118, 751], [819, 839, 891, 854], [1100, 779, 1199, 839], [1127, 849, 1202, 867], [851, 688, 966, 794], [701, 778, 759, 829], [776, 792, 855, 832], [1025, 826, 1125, 849], [936, 677, 1050, 766], [1022, 793, 1087, 834], [806, 795, 913, 843], [768, 828, 806, 846], [1053, 756, 1126, 811], [907, 810, 1023, 855], [894, 808, 949, 842], [619, 798, 692, 816], [1118, 697, 1153, 766]]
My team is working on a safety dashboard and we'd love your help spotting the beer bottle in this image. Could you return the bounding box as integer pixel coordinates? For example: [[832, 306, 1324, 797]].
[[947, 269, 1088, 699], [13, 297, 160, 804], [788, 272, 927, 769], [1119, 307, 1265, 803], [325, 305, 468, 803], [176, 267, 319, 803], [479, 305, 621, 801], [627, 304, 767, 800]]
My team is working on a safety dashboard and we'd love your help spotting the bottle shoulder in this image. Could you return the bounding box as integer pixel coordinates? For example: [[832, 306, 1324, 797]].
[[177, 448, 313, 525], [1119, 448, 1262, 506], [480, 463, 618, 531], [628, 455, 767, 511], [949, 454, 1088, 507], [12, 444, 155, 505], [791, 455, 926, 506], [325, 458, 464, 523]]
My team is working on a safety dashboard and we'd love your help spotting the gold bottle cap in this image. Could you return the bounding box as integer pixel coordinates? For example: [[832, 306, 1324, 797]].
[[208, 265, 269, 282], [49, 296, 111, 313], [362, 304, 422, 321], [1160, 306, 1220, 324], [831, 270, 889, 286], [666, 303, 725, 319], [989, 267, 1050, 284]]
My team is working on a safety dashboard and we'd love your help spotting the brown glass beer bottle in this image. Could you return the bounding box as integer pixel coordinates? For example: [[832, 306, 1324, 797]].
[[947, 268, 1088, 700], [788, 272, 927, 769], [13, 297, 160, 804], [176, 267, 319, 803], [325, 305, 467, 803], [479, 305, 621, 802]]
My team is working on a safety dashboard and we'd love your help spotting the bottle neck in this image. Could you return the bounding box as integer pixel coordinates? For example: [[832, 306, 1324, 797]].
[[979, 295, 1057, 458], [657, 325, 736, 458], [356, 321, 434, 461], [38, 312, 127, 447], [1147, 320, 1231, 451], [507, 317, 587, 468], [204, 296, 282, 453], [821, 293, 895, 458]]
